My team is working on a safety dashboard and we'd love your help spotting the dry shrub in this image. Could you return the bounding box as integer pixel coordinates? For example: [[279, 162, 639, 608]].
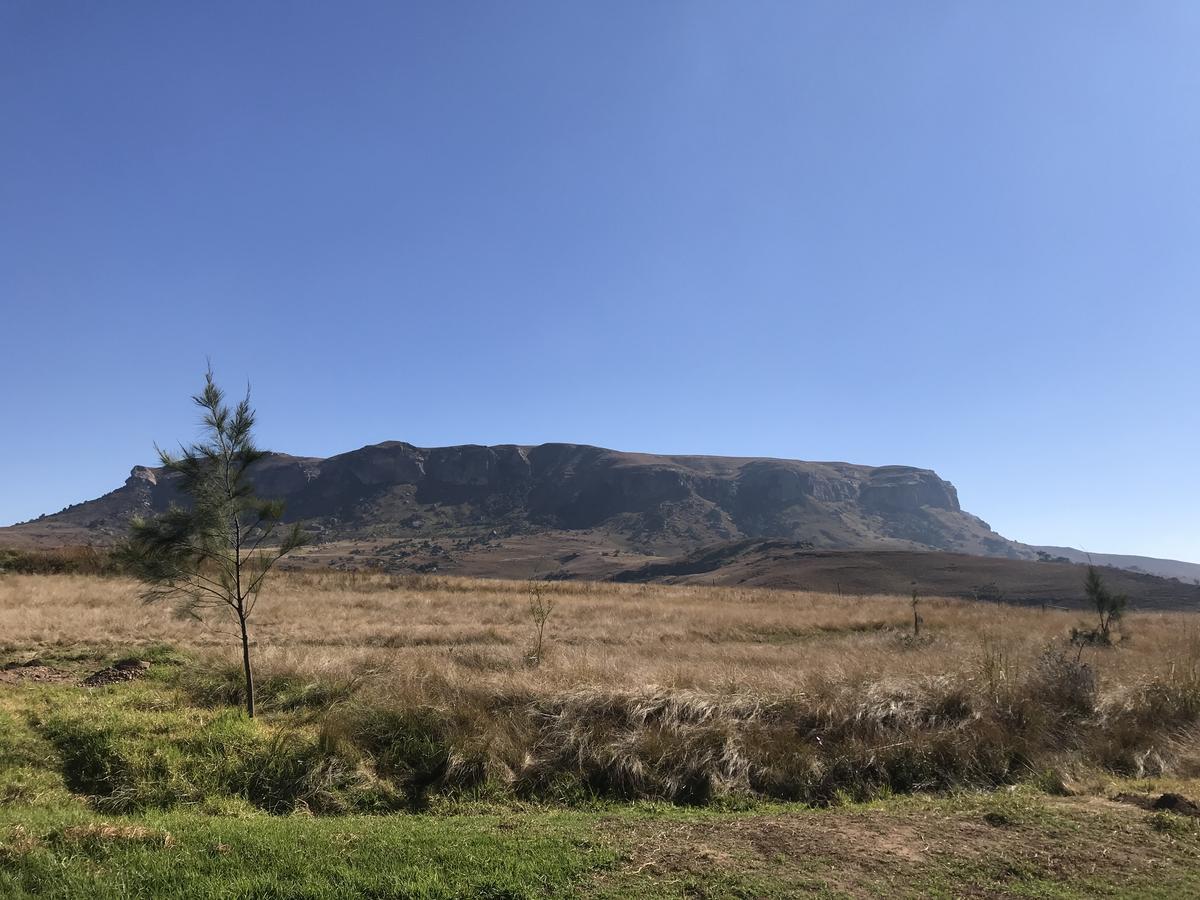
[[1089, 677, 1200, 776], [314, 660, 1186, 807]]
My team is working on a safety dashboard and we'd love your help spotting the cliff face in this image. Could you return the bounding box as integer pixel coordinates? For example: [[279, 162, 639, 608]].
[[0, 442, 1027, 560]]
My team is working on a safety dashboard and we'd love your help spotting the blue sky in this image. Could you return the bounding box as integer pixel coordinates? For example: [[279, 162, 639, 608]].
[[2, 2, 1197, 562]]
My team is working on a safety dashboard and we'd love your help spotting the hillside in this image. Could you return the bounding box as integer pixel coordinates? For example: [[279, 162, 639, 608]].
[[1033, 545, 1200, 583], [611, 539, 1200, 610], [0, 441, 1029, 562]]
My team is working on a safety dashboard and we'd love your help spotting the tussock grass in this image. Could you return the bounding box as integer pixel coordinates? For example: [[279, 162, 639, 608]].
[[179, 665, 361, 715], [28, 688, 403, 816]]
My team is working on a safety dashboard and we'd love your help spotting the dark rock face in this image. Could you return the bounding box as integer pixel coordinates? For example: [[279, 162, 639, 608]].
[[419, 445, 532, 505], [126, 466, 157, 487], [735, 461, 858, 506], [5, 442, 1024, 558], [250, 454, 321, 497], [859, 467, 960, 513], [316, 442, 424, 489]]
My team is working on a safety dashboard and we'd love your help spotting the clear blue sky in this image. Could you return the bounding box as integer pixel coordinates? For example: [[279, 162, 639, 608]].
[[2, 2, 1197, 562]]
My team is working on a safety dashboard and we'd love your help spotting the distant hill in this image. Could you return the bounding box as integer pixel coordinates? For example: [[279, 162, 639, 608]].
[[612, 540, 1200, 611], [0, 441, 1029, 561], [1033, 546, 1200, 584]]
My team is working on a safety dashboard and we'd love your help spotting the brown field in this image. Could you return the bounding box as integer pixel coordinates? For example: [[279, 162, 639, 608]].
[[3, 571, 1200, 808], [3, 570, 1199, 692]]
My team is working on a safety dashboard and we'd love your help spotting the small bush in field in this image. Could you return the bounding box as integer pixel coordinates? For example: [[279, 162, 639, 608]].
[[119, 368, 307, 718], [1027, 646, 1097, 718], [525, 581, 556, 668], [321, 705, 455, 809], [0, 545, 121, 575], [1082, 566, 1128, 645]]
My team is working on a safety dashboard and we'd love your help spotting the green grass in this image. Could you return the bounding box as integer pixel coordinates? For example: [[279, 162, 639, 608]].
[[2, 647, 1200, 898], [0, 807, 615, 899]]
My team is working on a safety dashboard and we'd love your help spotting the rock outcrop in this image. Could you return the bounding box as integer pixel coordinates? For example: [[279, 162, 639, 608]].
[[0, 442, 1029, 560]]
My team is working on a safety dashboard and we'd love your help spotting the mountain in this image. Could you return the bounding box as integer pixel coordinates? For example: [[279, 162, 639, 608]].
[[1, 441, 1029, 564], [5, 440, 1197, 608]]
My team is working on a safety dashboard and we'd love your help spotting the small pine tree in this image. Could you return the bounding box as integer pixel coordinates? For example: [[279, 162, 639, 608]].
[[1083, 565, 1127, 644], [526, 580, 556, 668], [119, 368, 306, 717]]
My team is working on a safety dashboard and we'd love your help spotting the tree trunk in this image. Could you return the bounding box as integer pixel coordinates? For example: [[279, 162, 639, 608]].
[[239, 613, 256, 718]]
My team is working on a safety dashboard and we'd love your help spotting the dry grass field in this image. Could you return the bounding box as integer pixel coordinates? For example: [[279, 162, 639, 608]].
[[3, 570, 1200, 695], [3, 571, 1200, 897], [5, 571, 1200, 796], [0, 571, 1194, 693]]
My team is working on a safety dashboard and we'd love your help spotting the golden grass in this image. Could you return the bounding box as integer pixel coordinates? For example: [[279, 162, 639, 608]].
[[4, 571, 1200, 806], [2, 570, 1197, 701]]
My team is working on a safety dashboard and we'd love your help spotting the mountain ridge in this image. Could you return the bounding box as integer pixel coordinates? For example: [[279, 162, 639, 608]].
[[5, 440, 1197, 595], [1, 440, 1023, 561]]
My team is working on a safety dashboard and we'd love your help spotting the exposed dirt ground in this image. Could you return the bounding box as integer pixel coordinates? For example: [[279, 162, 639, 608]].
[[597, 793, 1200, 898]]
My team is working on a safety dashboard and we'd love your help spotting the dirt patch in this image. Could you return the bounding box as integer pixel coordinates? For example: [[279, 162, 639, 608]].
[[603, 796, 1200, 898], [82, 659, 151, 687], [0, 660, 73, 684], [1154, 793, 1200, 817], [1115, 791, 1200, 817], [613, 812, 943, 891]]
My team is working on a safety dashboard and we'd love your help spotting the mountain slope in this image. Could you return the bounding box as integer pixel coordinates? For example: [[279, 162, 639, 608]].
[[611, 540, 1200, 611], [1033, 546, 1200, 584], [0, 441, 1027, 562]]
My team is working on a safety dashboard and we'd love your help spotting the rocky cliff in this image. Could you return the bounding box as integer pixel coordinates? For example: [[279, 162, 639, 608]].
[[0, 442, 1028, 562]]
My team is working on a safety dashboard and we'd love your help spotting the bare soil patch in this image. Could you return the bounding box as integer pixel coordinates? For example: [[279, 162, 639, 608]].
[[1115, 791, 1200, 817], [604, 796, 1197, 898], [0, 659, 72, 684], [82, 659, 151, 687]]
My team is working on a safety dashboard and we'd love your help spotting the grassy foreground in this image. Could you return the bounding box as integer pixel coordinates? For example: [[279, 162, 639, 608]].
[[0, 647, 1196, 898], [2, 573, 1200, 896], [3, 790, 1200, 899]]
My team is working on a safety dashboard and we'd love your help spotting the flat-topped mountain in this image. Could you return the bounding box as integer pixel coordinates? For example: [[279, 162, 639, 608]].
[[1, 441, 1026, 561]]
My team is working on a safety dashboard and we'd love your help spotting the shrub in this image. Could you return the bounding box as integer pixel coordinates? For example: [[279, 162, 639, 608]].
[[1083, 566, 1127, 644], [0, 545, 122, 575], [1026, 647, 1097, 718], [41, 718, 131, 799]]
